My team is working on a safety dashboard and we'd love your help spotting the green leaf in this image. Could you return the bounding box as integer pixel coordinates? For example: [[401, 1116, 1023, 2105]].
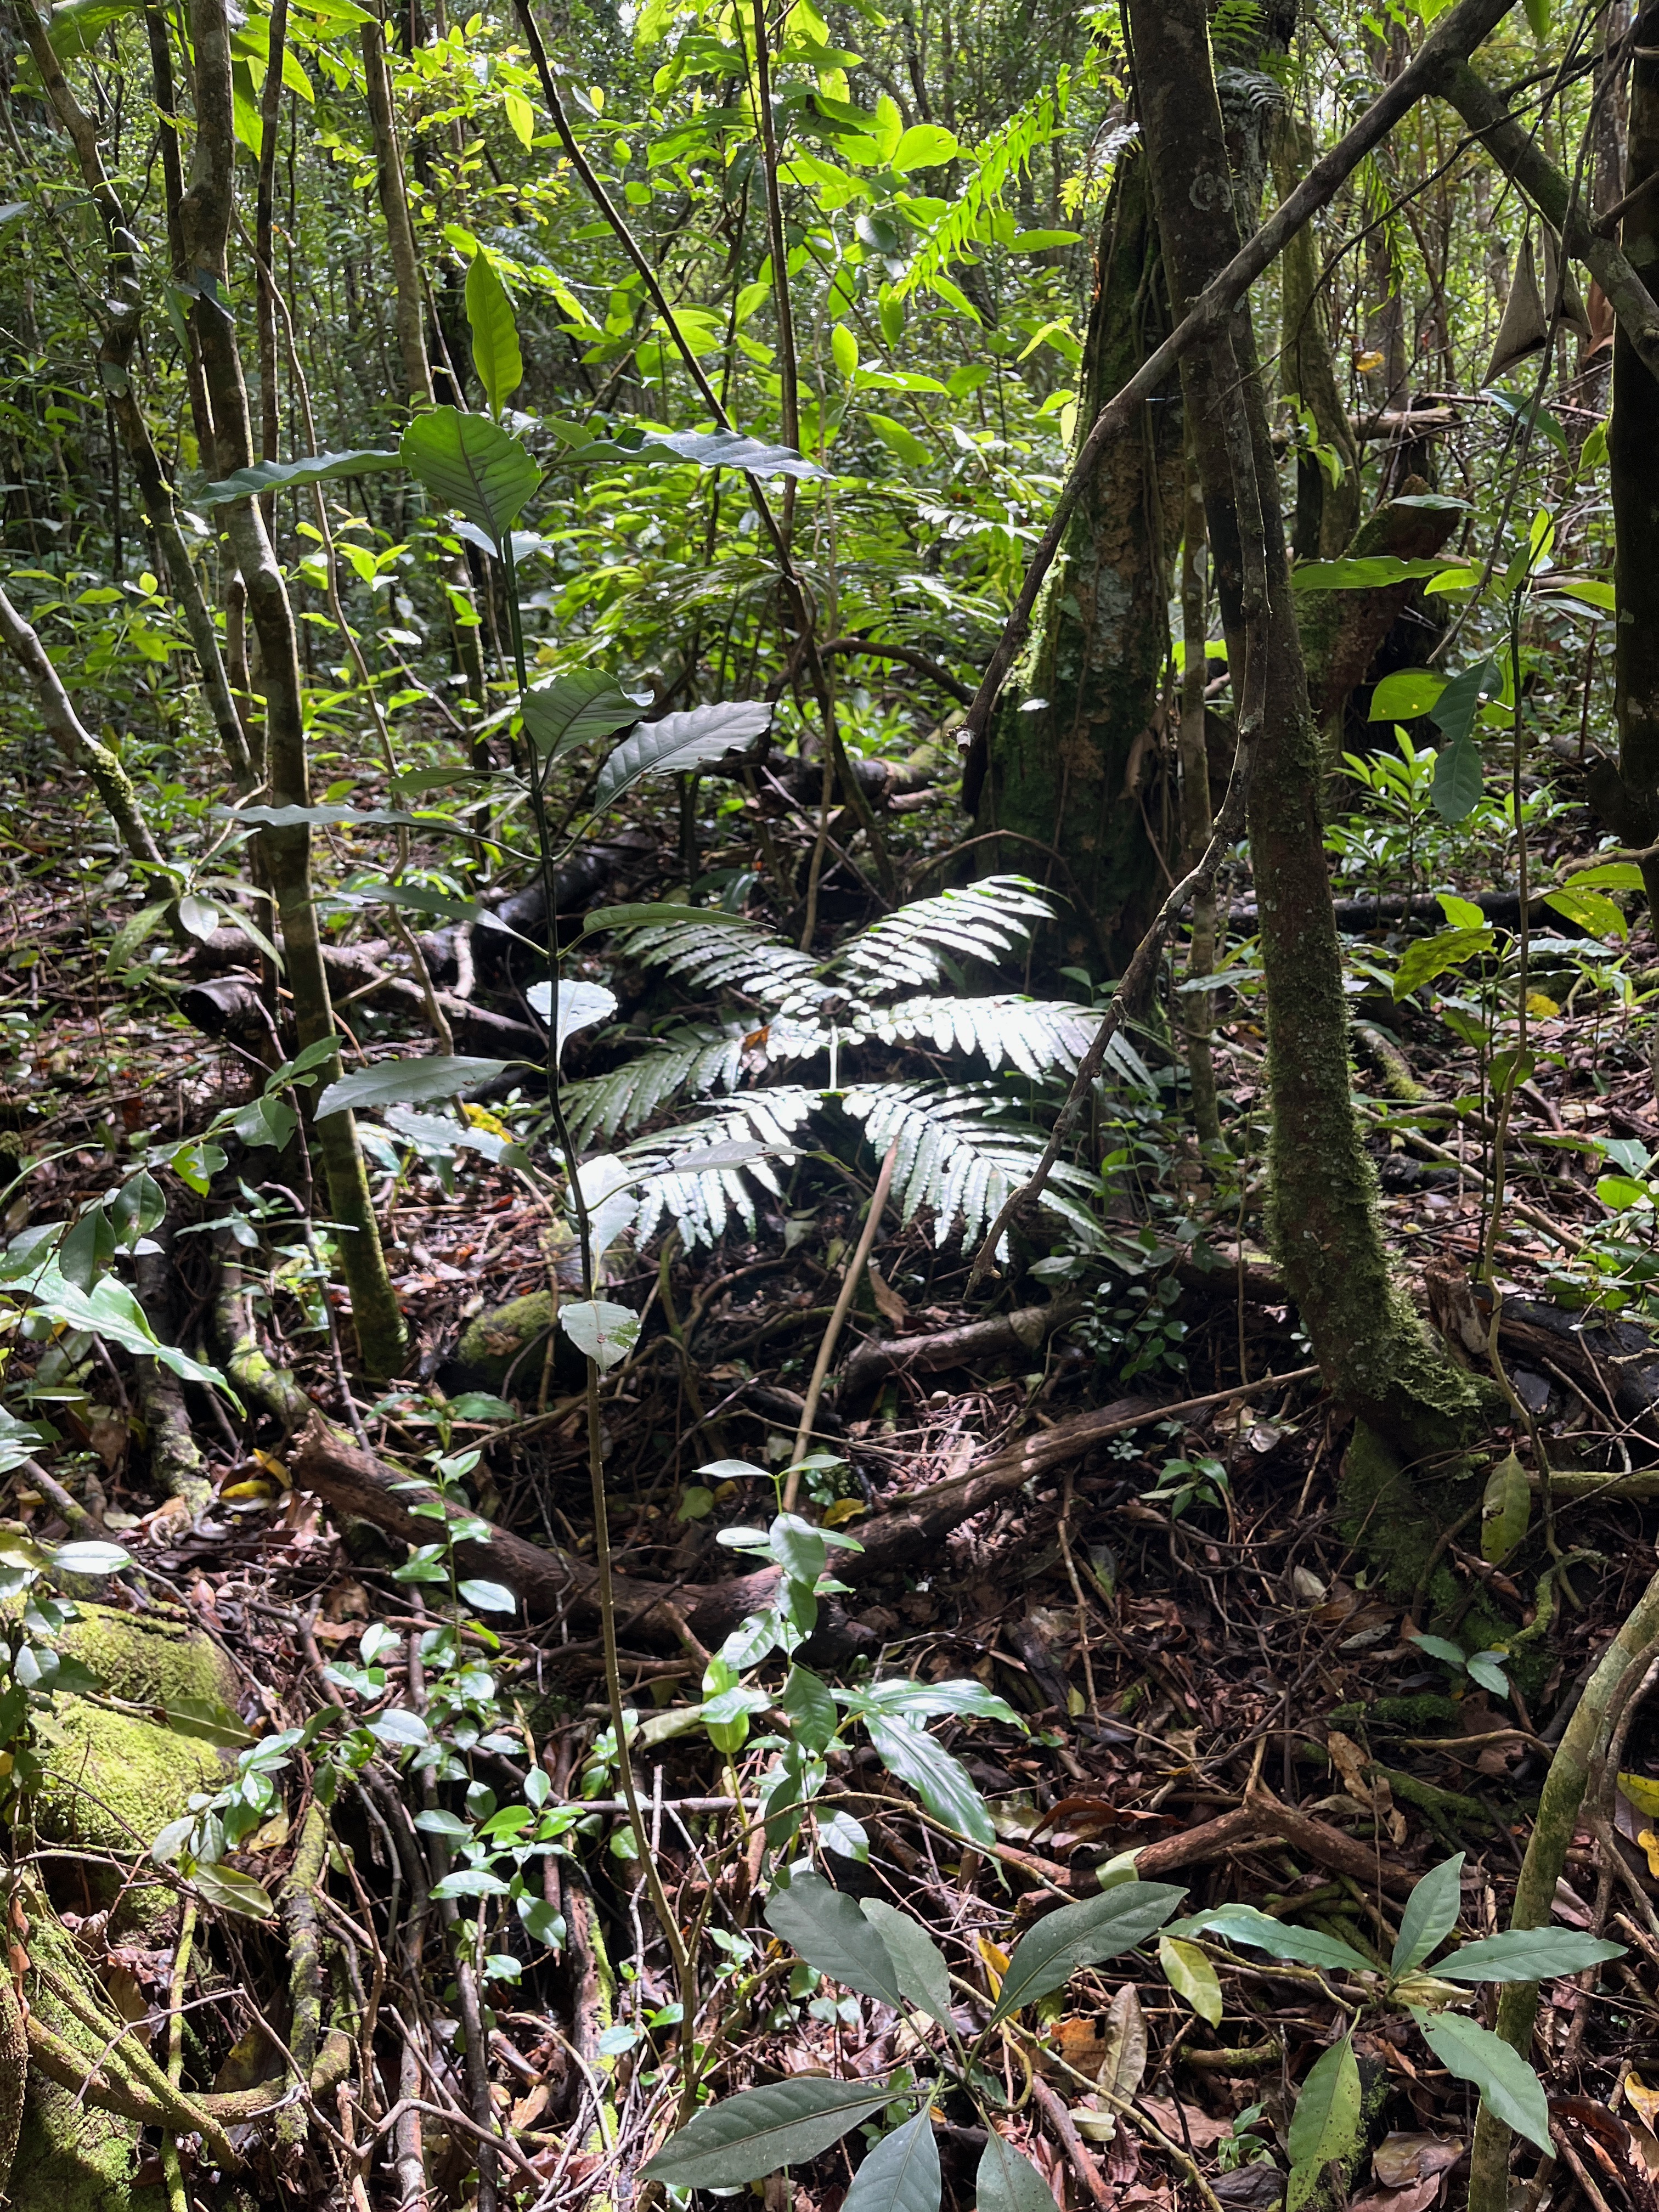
[[977, 2135, 1062, 2212], [840, 1678, 1024, 1726], [1523, 0, 1550, 36], [465, 251, 523, 416], [524, 979, 619, 1055], [593, 701, 774, 808], [844, 2106, 941, 2212], [765, 1871, 906, 2006], [1393, 1855, 1465, 1974], [989, 1881, 1186, 2024], [519, 671, 647, 759], [430, 1867, 511, 1899], [832, 322, 860, 380], [1159, 1934, 1223, 2024], [1392, 926, 1494, 1001], [1544, 577, 1617, 612], [1369, 668, 1447, 721], [1437, 1927, 1624, 1983], [49, 1539, 132, 1578], [1431, 736, 1485, 823], [189, 1863, 275, 1919], [1466, 1650, 1513, 1700], [1170, 1905, 1372, 1977], [861, 1899, 955, 2025], [457, 1579, 517, 1614], [400, 407, 539, 546], [769, 1512, 827, 1586], [1481, 1451, 1530, 1565], [891, 123, 958, 171], [1413, 2008, 1550, 2151], [866, 412, 933, 467], [781, 1664, 839, 1752], [642, 2076, 898, 2188], [1286, 2034, 1361, 2210], [201, 448, 400, 505], [314, 1055, 509, 1119], [415, 1808, 472, 1838], [864, 1714, 995, 1847], [1544, 885, 1628, 940], [558, 1299, 639, 1373], [578, 901, 755, 934], [1564, 862, 1643, 890], [1430, 657, 1500, 747], [1293, 557, 1454, 593]]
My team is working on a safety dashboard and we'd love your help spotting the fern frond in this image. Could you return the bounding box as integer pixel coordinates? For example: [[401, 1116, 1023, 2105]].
[[833, 875, 1056, 995], [857, 994, 1093, 1080], [562, 1023, 745, 1144], [624, 1088, 818, 1249], [893, 78, 1069, 306], [611, 917, 821, 1007], [840, 1082, 1101, 1257]]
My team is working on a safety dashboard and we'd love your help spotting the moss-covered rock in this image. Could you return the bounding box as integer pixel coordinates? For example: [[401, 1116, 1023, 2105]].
[[53, 1601, 241, 1716], [33, 1698, 228, 1863], [451, 1289, 580, 1396]]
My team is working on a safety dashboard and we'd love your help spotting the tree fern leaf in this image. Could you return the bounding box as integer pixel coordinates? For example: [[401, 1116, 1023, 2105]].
[[611, 917, 820, 1006], [834, 876, 1056, 997], [562, 1023, 743, 1143]]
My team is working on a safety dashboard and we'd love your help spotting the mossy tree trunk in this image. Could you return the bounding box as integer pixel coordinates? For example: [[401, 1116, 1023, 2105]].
[[1272, 109, 1363, 563], [1129, 0, 1491, 1471], [973, 153, 1179, 973]]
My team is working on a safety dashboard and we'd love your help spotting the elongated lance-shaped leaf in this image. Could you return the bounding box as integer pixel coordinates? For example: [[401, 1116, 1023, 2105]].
[[202, 448, 402, 505], [315, 1055, 510, 1119], [465, 250, 522, 417], [1393, 1855, 1464, 1973], [641, 2075, 899, 2188], [977, 2133, 1062, 2212], [1286, 2034, 1361, 2212], [1435, 1926, 1625, 1982], [844, 2105, 941, 2212], [861, 1899, 954, 2026], [764, 1871, 906, 2008], [519, 671, 647, 760], [1412, 2008, 1551, 2151], [1167, 1905, 1372, 1977], [565, 423, 823, 477], [594, 701, 774, 807], [400, 407, 539, 547], [864, 1714, 995, 1846], [989, 1881, 1186, 2024]]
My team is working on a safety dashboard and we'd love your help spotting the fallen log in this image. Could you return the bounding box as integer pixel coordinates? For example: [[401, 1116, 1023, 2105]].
[[837, 1296, 1084, 1403]]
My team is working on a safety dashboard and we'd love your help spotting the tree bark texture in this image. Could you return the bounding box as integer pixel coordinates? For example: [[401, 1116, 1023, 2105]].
[[178, 0, 408, 1378], [975, 155, 1178, 970], [1271, 110, 1362, 561], [1130, 0, 1487, 1462]]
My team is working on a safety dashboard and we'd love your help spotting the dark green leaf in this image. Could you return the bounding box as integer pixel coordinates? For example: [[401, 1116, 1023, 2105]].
[[977, 2134, 1062, 2212], [190, 1863, 275, 1919], [861, 1899, 954, 2025], [1286, 2034, 1361, 2211], [1293, 557, 1455, 593], [844, 2106, 941, 2212], [840, 1678, 1024, 1726], [1429, 658, 1501, 747], [578, 901, 755, 933], [642, 2077, 898, 2189], [594, 702, 774, 807], [520, 672, 648, 759], [1437, 1928, 1624, 1983], [989, 1881, 1186, 2023], [764, 1870, 905, 2007], [1393, 1855, 1465, 1973], [315, 1056, 509, 1119], [781, 1664, 839, 1752], [201, 448, 400, 505], [400, 407, 539, 545], [1392, 926, 1494, 1001], [1170, 1905, 1371, 1977], [1413, 2008, 1550, 2151], [864, 1714, 994, 1847], [1431, 736, 1484, 824]]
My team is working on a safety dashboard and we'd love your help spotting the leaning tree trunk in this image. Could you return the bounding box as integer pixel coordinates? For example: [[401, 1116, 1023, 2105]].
[[970, 154, 1180, 972], [1128, 0, 1489, 1478], [178, 0, 408, 1379]]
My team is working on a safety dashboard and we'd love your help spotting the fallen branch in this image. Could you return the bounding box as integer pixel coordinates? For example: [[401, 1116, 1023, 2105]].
[[837, 1295, 1084, 1402]]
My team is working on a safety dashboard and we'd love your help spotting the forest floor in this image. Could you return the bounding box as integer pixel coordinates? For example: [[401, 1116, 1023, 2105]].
[[8, 780, 1659, 2212]]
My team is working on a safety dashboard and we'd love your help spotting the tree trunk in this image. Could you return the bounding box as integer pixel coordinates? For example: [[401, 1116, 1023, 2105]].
[[179, 0, 408, 1380], [1128, 0, 1489, 1475], [973, 154, 1178, 972], [1272, 110, 1362, 561]]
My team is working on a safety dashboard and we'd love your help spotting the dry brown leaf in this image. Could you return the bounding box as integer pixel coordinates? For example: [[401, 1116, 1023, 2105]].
[[1372, 2132, 1463, 2188], [1139, 2095, 1234, 2149]]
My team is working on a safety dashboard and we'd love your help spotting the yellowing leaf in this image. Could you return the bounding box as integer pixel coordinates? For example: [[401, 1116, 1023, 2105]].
[[1526, 992, 1560, 1019], [252, 1448, 291, 1489], [463, 1102, 511, 1137], [221, 1479, 279, 1502], [1480, 1449, 1530, 1565], [244, 1807, 291, 1853], [1355, 349, 1385, 371], [1627, 2073, 1659, 2132], [979, 1934, 1009, 1999], [1620, 1771, 1659, 1817], [1159, 1934, 1223, 2025], [823, 1497, 867, 1527]]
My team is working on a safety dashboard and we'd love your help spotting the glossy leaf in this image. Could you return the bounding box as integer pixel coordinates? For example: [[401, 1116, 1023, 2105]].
[[1369, 668, 1446, 721], [1169, 1905, 1372, 1977], [314, 1056, 509, 1119], [781, 1664, 839, 1752], [839, 1678, 1024, 1726], [573, 424, 822, 478], [1544, 885, 1629, 940], [558, 1300, 640, 1373], [844, 2106, 941, 2212], [400, 407, 539, 545], [1159, 1934, 1223, 2024], [190, 1863, 275, 1919], [578, 901, 754, 934], [989, 1881, 1186, 2024], [465, 251, 522, 416], [764, 1870, 905, 2007], [864, 1714, 994, 1847], [1293, 556, 1454, 592], [1413, 2008, 1551, 2150], [861, 1899, 954, 2025], [1393, 1854, 1465, 1973], [201, 448, 400, 505], [640, 2076, 898, 2188], [1437, 1927, 1625, 1983], [519, 671, 648, 759], [1431, 735, 1484, 823], [1392, 926, 1494, 1001], [594, 701, 774, 806], [525, 978, 619, 1055]]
